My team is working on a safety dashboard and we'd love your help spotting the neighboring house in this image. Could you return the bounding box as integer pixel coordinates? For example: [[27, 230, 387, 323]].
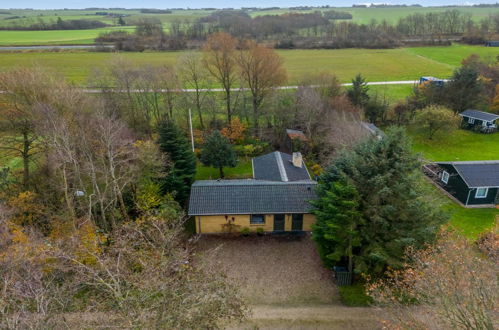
[[424, 161, 499, 207], [188, 151, 317, 234], [485, 41, 499, 47], [459, 109, 499, 133], [419, 76, 446, 87], [282, 129, 308, 154], [360, 121, 384, 140]]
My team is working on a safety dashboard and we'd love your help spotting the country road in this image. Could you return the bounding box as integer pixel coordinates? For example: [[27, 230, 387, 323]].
[[84, 80, 424, 93], [0, 79, 441, 94], [0, 80, 425, 95]]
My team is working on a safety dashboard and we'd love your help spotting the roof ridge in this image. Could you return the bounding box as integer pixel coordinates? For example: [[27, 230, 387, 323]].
[[438, 160, 499, 165], [275, 151, 289, 182]]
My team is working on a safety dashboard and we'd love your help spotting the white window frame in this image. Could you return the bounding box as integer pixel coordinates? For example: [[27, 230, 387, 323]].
[[468, 117, 475, 124], [475, 187, 488, 199], [441, 171, 450, 184]]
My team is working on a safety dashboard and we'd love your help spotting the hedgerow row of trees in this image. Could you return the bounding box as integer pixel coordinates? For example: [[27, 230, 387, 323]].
[[96, 10, 499, 50], [0, 17, 108, 30]]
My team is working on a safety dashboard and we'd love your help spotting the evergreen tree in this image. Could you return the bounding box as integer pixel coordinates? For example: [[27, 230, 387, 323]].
[[312, 177, 362, 273], [347, 74, 369, 107], [200, 130, 237, 178], [445, 65, 483, 114], [313, 128, 447, 276], [117, 16, 126, 26], [158, 120, 196, 206]]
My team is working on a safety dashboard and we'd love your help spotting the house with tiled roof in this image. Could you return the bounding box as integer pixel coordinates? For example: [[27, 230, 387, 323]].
[[459, 109, 499, 133], [424, 161, 499, 207], [188, 152, 317, 234]]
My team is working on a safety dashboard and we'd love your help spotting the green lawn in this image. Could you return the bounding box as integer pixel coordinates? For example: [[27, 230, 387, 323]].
[[195, 159, 253, 180], [409, 127, 499, 161], [445, 202, 497, 239], [0, 44, 493, 87]]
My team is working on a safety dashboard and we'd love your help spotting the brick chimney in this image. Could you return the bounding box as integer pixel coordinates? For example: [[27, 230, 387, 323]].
[[292, 152, 303, 168]]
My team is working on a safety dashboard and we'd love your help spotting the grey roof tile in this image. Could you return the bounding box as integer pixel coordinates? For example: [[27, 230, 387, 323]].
[[459, 110, 499, 122], [188, 179, 317, 215], [253, 151, 310, 182], [437, 161, 499, 187]]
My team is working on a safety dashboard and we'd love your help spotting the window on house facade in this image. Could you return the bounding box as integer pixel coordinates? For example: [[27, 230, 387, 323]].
[[250, 214, 265, 224], [441, 171, 450, 184], [468, 117, 475, 124], [475, 187, 488, 198]]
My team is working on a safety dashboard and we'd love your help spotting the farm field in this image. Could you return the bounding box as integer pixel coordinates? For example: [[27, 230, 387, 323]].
[[0, 27, 135, 45], [0, 44, 494, 86]]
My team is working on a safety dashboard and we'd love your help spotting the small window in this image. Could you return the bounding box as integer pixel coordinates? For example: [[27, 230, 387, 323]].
[[468, 117, 475, 124], [441, 171, 450, 184], [250, 214, 265, 225], [475, 187, 488, 198]]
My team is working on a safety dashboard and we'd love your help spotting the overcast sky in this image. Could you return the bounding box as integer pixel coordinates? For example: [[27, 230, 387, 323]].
[[3, 1, 499, 9]]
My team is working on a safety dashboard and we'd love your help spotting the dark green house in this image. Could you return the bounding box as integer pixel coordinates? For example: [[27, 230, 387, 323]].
[[425, 161, 499, 207], [459, 109, 499, 133]]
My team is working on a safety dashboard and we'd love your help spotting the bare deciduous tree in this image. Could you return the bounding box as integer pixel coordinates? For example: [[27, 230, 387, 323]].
[[178, 52, 213, 129], [238, 40, 287, 135], [0, 68, 71, 188], [203, 32, 238, 123]]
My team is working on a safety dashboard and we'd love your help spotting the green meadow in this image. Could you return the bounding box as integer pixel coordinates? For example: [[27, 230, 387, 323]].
[[0, 44, 494, 87], [0, 27, 136, 45]]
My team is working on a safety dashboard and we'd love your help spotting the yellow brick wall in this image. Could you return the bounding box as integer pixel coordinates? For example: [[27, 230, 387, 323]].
[[303, 213, 315, 231], [196, 214, 316, 234]]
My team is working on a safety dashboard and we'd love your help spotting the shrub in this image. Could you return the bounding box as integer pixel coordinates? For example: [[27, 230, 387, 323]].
[[256, 227, 264, 235], [240, 227, 251, 236]]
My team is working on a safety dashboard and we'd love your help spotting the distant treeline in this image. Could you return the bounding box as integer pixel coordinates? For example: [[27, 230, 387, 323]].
[[140, 9, 172, 14], [95, 9, 499, 51], [0, 17, 108, 30]]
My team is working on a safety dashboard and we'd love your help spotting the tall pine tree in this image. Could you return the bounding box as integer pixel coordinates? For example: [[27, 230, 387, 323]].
[[158, 120, 196, 206], [312, 177, 362, 273], [313, 127, 448, 276]]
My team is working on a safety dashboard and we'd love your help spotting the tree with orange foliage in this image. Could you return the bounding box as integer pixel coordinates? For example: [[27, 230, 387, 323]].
[[221, 118, 246, 144], [238, 40, 287, 135], [202, 32, 238, 123]]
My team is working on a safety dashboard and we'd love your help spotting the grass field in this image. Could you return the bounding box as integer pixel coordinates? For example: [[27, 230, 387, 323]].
[[0, 27, 136, 45], [409, 127, 499, 161], [0, 44, 494, 87]]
